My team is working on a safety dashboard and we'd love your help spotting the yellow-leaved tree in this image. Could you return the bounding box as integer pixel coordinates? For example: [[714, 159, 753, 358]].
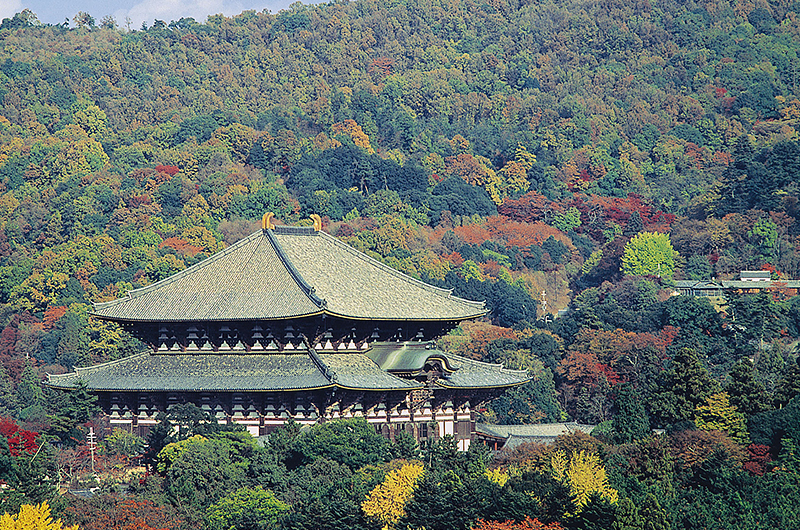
[[0, 502, 78, 530], [551, 450, 618, 510], [694, 392, 749, 444], [361, 461, 424, 530]]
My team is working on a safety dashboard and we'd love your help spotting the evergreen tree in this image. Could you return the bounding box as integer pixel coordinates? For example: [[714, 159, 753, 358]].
[[724, 360, 771, 416], [612, 383, 651, 444], [774, 356, 800, 407], [0, 363, 17, 417], [16, 361, 44, 421], [648, 348, 720, 426]]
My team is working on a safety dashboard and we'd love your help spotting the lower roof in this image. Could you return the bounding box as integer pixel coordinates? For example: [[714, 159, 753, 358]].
[[47, 349, 421, 393], [366, 342, 530, 389], [47, 342, 529, 394]]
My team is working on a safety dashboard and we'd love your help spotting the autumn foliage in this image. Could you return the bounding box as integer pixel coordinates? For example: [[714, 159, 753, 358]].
[[472, 517, 563, 530], [0, 503, 77, 530], [0, 418, 39, 456], [361, 462, 425, 530], [64, 496, 184, 530]]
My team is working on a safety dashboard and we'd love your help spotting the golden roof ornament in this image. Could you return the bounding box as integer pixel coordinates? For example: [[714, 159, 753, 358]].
[[262, 212, 275, 231]]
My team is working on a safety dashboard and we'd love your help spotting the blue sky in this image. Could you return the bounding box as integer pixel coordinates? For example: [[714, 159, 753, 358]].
[[0, 0, 308, 29]]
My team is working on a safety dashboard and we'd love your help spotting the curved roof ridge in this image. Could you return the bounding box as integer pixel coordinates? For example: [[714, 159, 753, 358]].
[[306, 346, 337, 383], [265, 229, 326, 308], [48, 351, 151, 381], [441, 351, 530, 376], [93, 231, 264, 312], [317, 231, 486, 310]]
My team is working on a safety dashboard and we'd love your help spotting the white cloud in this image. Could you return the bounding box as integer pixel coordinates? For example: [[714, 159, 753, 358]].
[[0, 0, 24, 21]]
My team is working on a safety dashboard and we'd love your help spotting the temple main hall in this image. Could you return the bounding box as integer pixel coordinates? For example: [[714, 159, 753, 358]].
[[48, 214, 528, 449]]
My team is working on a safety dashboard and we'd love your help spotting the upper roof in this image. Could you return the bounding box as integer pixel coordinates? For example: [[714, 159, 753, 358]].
[[92, 225, 486, 323]]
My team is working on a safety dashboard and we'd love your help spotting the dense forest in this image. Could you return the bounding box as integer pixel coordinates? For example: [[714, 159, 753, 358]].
[[1, 0, 800, 527]]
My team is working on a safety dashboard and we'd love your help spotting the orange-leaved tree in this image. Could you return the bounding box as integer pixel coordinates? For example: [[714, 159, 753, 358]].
[[472, 516, 563, 530]]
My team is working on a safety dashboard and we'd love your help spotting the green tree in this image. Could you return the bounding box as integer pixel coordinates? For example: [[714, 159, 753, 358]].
[[103, 428, 146, 460], [649, 348, 720, 426], [158, 435, 248, 519], [684, 255, 712, 280], [748, 218, 779, 264], [16, 361, 44, 421], [288, 418, 391, 470], [724, 360, 771, 416], [612, 383, 651, 444], [620, 232, 676, 280], [206, 486, 289, 530], [278, 457, 377, 530]]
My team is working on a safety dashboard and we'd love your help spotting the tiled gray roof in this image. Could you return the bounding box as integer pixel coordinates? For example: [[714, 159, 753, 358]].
[[476, 422, 597, 447], [92, 227, 485, 322], [277, 229, 485, 321], [722, 280, 800, 289], [365, 342, 529, 389], [47, 349, 422, 392], [317, 353, 422, 391], [47, 352, 333, 392], [92, 231, 322, 322], [435, 353, 530, 389]]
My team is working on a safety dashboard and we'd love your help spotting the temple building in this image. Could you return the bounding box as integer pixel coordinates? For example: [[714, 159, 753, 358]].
[[48, 214, 528, 449]]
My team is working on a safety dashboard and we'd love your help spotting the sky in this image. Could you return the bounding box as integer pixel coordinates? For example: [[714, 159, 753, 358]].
[[0, 0, 308, 29]]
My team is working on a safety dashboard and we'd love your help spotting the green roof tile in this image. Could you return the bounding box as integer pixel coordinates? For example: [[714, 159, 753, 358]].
[[92, 227, 485, 323], [366, 342, 529, 389], [47, 348, 424, 392]]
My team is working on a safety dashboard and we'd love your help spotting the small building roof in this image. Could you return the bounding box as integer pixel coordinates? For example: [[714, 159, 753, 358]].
[[92, 226, 486, 323], [475, 422, 596, 447], [721, 280, 800, 289], [47, 349, 422, 393]]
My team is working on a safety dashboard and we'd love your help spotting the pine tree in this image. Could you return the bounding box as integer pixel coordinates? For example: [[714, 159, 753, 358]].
[[648, 348, 720, 426], [724, 360, 771, 415], [0, 363, 17, 416], [16, 361, 44, 420]]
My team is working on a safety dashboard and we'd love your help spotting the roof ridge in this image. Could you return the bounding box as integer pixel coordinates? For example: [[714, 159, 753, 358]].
[[316, 231, 486, 310], [47, 351, 151, 381], [441, 351, 530, 375], [265, 229, 327, 309], [93, 231, 264, 312], [306, 346, 337, 384]]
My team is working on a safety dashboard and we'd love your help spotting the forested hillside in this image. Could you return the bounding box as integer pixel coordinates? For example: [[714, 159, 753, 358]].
[[1, 0, 800, 528]]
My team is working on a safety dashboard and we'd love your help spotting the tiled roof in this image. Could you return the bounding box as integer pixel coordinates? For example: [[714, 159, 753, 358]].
[[47, 352, 333, 392], [365, 342, 458, 373], [722, 280, 800, 289], [475, 422, 596, 447], [365, 342, 530, 389], [435, 354, 530, 389], [47, 349, 422, 393], [92, 227, 486, 323], [317, 353, 422, 391]]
